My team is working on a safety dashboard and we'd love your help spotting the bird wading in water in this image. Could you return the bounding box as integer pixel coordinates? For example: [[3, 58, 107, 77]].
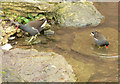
[[91, 30, 109, 48]]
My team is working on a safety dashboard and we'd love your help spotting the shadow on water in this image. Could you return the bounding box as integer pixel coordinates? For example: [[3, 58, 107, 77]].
[[12, 2, 118, 82]]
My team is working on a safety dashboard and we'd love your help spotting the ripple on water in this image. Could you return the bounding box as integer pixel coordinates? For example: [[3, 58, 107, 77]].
[[71, 27, 118, 60]]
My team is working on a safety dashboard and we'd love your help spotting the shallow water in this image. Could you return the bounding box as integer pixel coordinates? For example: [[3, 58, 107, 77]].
[[12, 2, 118, 82]]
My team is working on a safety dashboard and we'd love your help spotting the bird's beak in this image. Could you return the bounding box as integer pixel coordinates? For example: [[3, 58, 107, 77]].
[[16, 25, 19, 29], [106, 45, 108, 48]]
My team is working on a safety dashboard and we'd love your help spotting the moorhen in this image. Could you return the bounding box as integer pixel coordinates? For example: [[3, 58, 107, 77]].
[[11, 18, 47, 42], [91, 30, 109, 48]]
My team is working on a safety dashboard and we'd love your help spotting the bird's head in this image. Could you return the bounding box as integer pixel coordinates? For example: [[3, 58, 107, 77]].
[[14, 22, 20, 29], [91, 31, 97, 36], [105, 41, 109, 48], [106, 44, 109, 48], [10, 20, 20, 29]]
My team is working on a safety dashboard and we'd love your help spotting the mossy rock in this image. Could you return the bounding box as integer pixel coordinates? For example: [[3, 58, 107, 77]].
[[55, 2, 104, 27]]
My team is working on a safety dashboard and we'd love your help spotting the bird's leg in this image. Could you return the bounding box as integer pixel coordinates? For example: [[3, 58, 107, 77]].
[[98, 46, 104, 49], [33, 34, 38, 41], [28, 36, 35, 43], [28, 34, 38, 43]]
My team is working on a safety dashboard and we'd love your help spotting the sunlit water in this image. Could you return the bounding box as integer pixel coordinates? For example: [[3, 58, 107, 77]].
[[11, 2, 118, 82]]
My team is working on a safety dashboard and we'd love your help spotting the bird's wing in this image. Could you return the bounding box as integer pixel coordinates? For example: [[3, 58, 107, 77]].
[[94, 32, 106, 41]]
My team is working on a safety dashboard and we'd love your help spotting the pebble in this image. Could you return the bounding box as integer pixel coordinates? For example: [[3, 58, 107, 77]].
[[44, 30, 54, 35], [1, 43, 12, 51]]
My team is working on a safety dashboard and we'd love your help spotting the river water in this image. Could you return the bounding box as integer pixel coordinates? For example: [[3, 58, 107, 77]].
[[13, 2, 118, 82]]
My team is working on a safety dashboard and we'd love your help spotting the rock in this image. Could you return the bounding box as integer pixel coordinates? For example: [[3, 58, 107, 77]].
[[44, 29, 55, 35], [0, 78, 1, 84], [1, 43, 13, 51], [55, 2, 104, 27], [0, 48, 2, 84], [0, 2, 55, 17], [0, 21, 17, 45], [1, 1, 104, 28], [8, 36, 15, 40], [1, 0, 87, 2], [0, 26, 4, 45], [16, 32, 24, 38], [0, 20, 5, 45], [5, 26, 16, 34], [2, 48, 76, 82], [2, 67, 24, 82]]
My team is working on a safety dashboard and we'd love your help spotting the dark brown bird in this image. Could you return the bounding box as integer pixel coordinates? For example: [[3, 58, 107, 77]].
[[13, 18, 47, 42], [91, 30, 109, 48], [17, 18, 47, 36]]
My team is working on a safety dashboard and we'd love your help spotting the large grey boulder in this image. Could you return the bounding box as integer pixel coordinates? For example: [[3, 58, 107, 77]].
[[55, 2, 104, 27], [2, 48, 76, 82]]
